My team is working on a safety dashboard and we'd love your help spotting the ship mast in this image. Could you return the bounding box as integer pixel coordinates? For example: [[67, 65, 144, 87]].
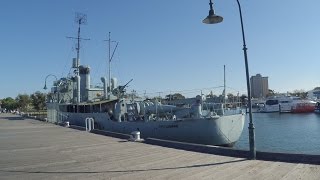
[[108, 32, 111, 98], [224, 65, 226, 108], [67, 13, 90, 104], [105, 32, 118, 99]]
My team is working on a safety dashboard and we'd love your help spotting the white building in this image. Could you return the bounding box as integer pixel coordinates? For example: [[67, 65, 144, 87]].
[[307, 87, 320, 100]]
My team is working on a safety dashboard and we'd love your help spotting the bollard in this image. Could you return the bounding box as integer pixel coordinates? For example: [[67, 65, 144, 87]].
[[129, 131, 143, 142]]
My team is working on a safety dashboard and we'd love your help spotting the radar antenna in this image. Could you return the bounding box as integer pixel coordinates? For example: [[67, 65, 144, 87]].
[[66, 12, 90, 75]]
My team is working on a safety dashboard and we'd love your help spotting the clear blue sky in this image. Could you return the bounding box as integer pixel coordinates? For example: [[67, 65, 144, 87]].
[[1, 0, 320, 99]]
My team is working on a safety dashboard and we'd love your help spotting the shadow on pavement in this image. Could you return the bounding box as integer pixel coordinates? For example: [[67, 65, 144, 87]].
[[0, 159, 246, 174]]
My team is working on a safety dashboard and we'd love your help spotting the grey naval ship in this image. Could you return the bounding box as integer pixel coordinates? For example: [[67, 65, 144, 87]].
[[45, 14, 245, 146]]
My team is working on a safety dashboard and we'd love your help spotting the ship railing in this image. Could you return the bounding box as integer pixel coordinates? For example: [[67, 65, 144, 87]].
[[85, 117, 95, 131], [202, 102, 243, 116]]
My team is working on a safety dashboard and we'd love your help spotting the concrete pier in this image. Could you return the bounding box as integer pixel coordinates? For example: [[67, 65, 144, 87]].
[[0, 113, 320, 180]]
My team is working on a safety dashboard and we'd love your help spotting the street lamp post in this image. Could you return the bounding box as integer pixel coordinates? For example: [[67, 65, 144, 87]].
[[43, 74, 59, 103], [203, 0, 256, 159]]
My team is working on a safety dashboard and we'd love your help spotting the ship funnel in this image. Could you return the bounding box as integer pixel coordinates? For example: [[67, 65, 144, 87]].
[[101, 77, 107, 99], [79, 66, 90, 90], [111, 77, 117, 91], [84, 67, 91, 90], [79, 65, 90, 101], [76, 75, 81, 103]]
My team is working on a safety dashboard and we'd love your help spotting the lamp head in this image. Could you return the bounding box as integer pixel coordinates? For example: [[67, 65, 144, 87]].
[[43, 83, 47, 90], [203, 0, 223, 24]]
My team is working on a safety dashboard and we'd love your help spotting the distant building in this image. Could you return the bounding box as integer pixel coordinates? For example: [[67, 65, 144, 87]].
[[250, 74, 269, 98], [307, 87, 320, 100]]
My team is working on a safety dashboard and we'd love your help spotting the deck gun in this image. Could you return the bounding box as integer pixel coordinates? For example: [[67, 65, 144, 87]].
[[113, 79, 133, 96]]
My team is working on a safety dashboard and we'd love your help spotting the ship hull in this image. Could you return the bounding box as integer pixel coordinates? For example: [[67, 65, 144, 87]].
[[53, 110, 245, 146]]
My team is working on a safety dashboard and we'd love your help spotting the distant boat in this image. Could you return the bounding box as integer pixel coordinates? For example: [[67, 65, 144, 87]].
[[258, 96, 288, 113], [259, 96, 316, 113], [290, 100, 316, 113]]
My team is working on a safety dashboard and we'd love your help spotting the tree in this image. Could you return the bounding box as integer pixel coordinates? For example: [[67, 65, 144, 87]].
[[266, 89, 275, 97], [16, 94, 31, 111], [289, 89, 307, 99], [165, 93, 185, 100], [1, 97, 18, 110], [240, 94, 248, 106], [227, 93, 234, 100], [30, 91, 46, 111]]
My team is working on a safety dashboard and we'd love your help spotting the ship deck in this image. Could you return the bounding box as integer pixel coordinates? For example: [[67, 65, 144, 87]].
[[1, 113, 320, 180]]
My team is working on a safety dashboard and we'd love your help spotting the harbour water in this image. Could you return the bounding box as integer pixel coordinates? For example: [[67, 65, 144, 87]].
[[234, 112, 320, 155]]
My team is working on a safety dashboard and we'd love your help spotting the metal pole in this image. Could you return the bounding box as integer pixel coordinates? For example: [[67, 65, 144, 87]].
[[108, 32, 111, 99], [224, 65, 226, 107], [236, 0, 256, 159], [76, 19, 81, 104]]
